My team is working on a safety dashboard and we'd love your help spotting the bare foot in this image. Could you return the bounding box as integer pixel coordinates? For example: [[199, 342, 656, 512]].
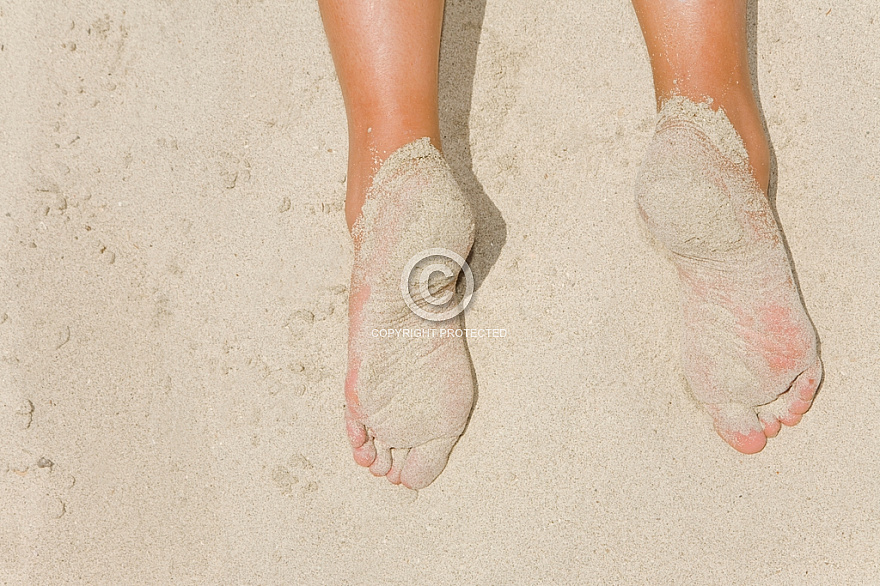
[[635, 98, 822, 454], [345, 138, 476, 489]]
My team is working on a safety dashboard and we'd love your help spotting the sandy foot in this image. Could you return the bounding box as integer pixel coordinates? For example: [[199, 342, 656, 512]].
[[345, 138, 476, 488], [635, 98, 822, 454]]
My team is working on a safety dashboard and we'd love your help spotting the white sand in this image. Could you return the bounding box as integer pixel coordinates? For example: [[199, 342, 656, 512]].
[[2, 1, 879, 583]]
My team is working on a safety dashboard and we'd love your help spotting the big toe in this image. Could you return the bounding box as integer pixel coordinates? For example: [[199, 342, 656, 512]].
[[399, 436, 459, 490], [706, 403, 767, 454]]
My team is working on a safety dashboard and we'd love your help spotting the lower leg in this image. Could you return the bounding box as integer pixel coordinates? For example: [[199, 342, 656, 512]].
[[631, 0, 770, 192], [318, 0, 445, 229]]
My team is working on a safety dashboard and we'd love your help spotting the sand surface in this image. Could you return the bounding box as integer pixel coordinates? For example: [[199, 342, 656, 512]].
[[2, 1, 879, 583]]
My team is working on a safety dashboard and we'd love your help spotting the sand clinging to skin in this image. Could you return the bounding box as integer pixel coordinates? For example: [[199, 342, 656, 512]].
[[635, 97, 819, 430], [345, 137, 476, 488]]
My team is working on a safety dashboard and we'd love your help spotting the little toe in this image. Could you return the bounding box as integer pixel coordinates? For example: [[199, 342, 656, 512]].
[[706, 403, 767, 454], [400, 436, 459, 490], [369, 439, 393, 477], [352, 436, 377, 467], [794, 359, 824, 400], [385, 448, 409, 485], [787, 360, 823, 413]]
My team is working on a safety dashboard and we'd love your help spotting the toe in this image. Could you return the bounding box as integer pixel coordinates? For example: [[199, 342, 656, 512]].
[[759, 413, 782, 438], [795, 359, 824, 400], [788, 397, 813, 415], [352, 436, 377, 467], [779, 411, 803, 427], [787, 359, 823, 414], [718, 426, 767, 454], [706, 403, 767, 454], [369, 439, 392, 477], [400, 436, 458, 490], [385, 447, 409, 485]]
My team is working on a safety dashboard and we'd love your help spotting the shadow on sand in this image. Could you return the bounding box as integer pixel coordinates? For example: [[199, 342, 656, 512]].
[[439, 0, 507, 294]]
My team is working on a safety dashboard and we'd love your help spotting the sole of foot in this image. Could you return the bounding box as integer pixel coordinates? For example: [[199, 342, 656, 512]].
[[345, 138, 476, 489], [635, 97, 822, 454]]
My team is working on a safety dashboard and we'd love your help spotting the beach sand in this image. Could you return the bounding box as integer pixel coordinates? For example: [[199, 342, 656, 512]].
[[2, 1, 879, 583]]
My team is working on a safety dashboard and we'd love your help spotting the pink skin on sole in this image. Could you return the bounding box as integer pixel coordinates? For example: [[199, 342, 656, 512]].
[[345, 285, 374, 466]]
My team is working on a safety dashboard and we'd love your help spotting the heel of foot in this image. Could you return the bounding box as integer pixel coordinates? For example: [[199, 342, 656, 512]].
[[634, 98, 769, 261], [355, 138, 474, 242], [354, 137, 475, 286], [636, 131, 745, 259]]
